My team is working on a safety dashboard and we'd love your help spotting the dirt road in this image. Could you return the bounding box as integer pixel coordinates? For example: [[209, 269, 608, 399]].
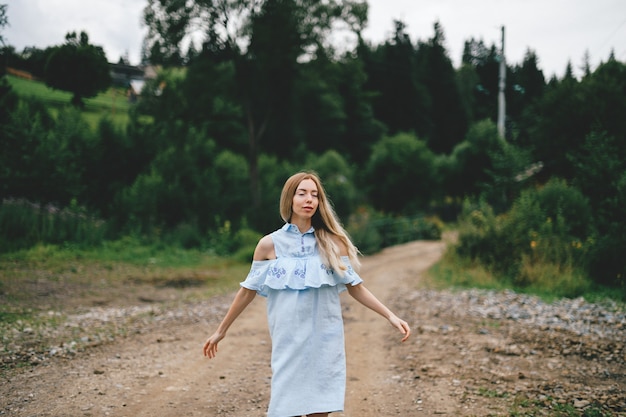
[[2, 240, 625, 416]]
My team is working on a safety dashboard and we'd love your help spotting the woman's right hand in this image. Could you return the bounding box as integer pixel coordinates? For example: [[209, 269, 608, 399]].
[[201, 287, 257, 359], [203, 331, 225, 359]]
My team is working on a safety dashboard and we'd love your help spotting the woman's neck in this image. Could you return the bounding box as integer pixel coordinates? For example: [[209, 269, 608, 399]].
[[290, 217, 312, 233]]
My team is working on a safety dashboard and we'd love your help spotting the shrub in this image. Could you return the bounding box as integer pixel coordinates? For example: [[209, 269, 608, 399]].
[[480, 140, 534, 213], [517, 255, 591, 298], [346, 207, 385, 254], [347, 206, 442, 255], [305, 150, 358, 219], [455, 179, 597, 296], [455, 199, 514, 273], [207, 222, 262, 258], [213, 150, 249, 224], [0, 198, 107, 252], [166, 222, 204, 249], [443, 119, 501, 199], [365, 132, 438, 213], [504, 178, 594, 272], [570, 131, 626, 287], [229, 226, 264, 262]]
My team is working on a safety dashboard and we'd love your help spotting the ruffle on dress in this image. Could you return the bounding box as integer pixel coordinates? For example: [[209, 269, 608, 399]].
[[241, 256, 363, 297]]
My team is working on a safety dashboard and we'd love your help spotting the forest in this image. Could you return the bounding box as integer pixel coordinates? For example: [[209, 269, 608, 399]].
[[0, 1, 624, 298]]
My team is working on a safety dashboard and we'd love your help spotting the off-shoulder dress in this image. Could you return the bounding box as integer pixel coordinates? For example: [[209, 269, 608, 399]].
[[240, 222, 363, 417]]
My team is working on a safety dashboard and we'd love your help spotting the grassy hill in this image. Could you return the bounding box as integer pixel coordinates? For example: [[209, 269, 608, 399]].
[[6, 74, 133, 129]]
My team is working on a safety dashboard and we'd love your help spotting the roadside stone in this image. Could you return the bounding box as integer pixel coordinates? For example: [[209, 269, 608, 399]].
[[574, 399, 590, 408]]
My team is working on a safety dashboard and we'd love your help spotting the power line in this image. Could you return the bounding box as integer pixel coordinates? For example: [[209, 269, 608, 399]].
[[592, 17, 626, 59]]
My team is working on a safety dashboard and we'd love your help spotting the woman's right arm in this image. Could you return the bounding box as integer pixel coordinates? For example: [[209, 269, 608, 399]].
[[202, 287, 257, 358], [203, 235, 274, 359]]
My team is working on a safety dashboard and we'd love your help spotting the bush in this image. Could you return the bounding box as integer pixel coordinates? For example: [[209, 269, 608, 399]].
[[1, 98, 54, 202], [346, 207, 385, 254], [455, 199, 516, 274], [480, 140, 535, 213], [347, 206, 442, 255], [443, 119, 501, 199], [504, 178, 594, 272], [230, 226, 264, 262], [365, 132, 438, 213], [305, 150, 358, 219], [517, 256, 591, 298], [570, 131, 626, 287], [253, 156, 298, 232], [0, 198, 107, 252], [207, 222, 262, 258], [455, 179, 597, 296], [165, 222, 204, 249]]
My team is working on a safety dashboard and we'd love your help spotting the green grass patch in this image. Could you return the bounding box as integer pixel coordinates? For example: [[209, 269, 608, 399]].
[[477, 387, 509, 398], [0, 310, 32, 324], [0, 238, 250, 312], [6, 74, 131, 129], [508, 395, 615, 417], [424, 249, 508, 291], [427, 241, 625, 305]]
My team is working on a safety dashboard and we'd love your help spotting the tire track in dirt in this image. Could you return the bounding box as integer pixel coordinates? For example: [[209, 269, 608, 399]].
[[340, 240, 448, 416]]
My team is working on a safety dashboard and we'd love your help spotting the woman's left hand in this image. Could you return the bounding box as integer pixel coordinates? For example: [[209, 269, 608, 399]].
[[389, 315, 411, 342]]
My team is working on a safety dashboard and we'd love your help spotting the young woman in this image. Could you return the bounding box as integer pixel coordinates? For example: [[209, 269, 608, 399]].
[[203, 171, 410, 417]]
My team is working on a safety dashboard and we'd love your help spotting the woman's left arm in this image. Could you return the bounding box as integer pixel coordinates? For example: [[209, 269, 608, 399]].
[[347, 284, 411, 342]]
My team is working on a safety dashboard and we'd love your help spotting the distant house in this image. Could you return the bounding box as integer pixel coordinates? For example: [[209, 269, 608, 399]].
[[109, 62, 144, 87], [109, 63, 159, 99]]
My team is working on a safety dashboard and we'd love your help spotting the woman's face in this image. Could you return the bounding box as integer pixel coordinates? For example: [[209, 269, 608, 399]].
[[291, 178, 319, 221]]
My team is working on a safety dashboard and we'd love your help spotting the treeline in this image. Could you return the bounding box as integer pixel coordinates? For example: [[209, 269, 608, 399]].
[[0, 1, 624, 293]]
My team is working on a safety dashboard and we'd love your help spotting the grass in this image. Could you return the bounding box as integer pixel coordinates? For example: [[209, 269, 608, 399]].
[[477, 387, 509, 398], [473, 387, 616, 416], [425, 243, 625, 305], [507, 395, 615, 417], [423, 248, 508, 291], [0, 238, 249, 302], [6, 74, 132, 129]]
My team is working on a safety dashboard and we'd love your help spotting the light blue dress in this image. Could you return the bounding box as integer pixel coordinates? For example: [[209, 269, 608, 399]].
[[241, 223, 363, 417]]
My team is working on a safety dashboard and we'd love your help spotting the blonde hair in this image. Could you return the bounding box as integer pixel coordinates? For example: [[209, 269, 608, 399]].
[[280, 171, 361, 274]]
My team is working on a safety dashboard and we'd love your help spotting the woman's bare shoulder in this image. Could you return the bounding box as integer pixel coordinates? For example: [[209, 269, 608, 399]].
[[253, 234, 275, 260]]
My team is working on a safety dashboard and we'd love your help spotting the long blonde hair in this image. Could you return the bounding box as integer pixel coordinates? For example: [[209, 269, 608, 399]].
[[279, 171, 361, 274]]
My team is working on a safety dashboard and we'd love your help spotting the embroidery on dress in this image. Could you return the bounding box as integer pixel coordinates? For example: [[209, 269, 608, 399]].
[[294, 263, 306, 279], [320, 264, 335, 275], [269, 266, 287, 280], [248, 268, 262, 279]]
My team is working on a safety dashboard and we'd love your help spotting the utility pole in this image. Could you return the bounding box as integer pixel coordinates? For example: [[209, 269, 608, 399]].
[[497, 25, 506, 140]]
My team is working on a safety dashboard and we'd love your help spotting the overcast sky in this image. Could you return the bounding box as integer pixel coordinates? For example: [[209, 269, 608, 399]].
[[3, 0, 625, 79]]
